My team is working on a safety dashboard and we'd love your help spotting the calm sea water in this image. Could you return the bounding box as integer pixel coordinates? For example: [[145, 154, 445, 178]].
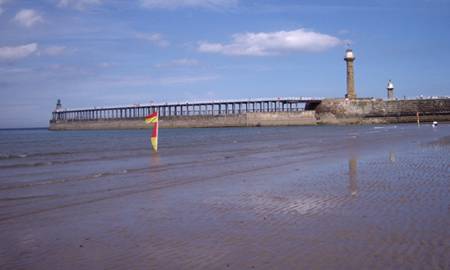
[[0, 124, 449, 269]]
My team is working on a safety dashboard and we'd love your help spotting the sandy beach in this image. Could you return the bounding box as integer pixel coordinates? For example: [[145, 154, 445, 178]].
[[0, 124, 449, 269]]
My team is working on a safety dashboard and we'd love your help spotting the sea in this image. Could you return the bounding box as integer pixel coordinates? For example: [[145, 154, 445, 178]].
[[0, 124, 449, 269]]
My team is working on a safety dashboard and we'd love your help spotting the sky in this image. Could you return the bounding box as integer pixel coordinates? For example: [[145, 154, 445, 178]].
[[0, 0, 449, 128]]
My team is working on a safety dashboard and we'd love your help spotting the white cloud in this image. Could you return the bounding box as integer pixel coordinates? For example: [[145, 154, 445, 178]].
[[0, 0, 10, 16], [0, 67, 32, 74], [140, 0, 238, 9], [57, 0, 102, 10], [98, 62, 115, 68], [0, 43, 38, 60], [155, 58, 200, 68], [136, 33, 170, 47], [100, 74, 217, 87], [13, 9, 44, 27], [198, 28, 344, 56], [158, 75, 216, 85], [43, 46, 66, 56]]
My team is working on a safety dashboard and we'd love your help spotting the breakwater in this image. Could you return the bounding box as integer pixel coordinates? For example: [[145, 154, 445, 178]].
[[50, 112, 317, 130], [49, 97, 450, 130], [316, 98, 450, 124]]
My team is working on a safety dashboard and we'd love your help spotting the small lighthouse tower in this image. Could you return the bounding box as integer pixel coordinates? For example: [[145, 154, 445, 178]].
[[387, 80, 394, 100], [55, 99, 62, 111], [344, 49, 356, 99]]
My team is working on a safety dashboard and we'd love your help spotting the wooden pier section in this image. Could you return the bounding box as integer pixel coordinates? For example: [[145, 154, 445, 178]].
[[50, 97, 322, 122]]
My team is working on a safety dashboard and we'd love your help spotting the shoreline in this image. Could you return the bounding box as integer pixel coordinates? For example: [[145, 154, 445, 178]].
[[47, 119, 450, 131]]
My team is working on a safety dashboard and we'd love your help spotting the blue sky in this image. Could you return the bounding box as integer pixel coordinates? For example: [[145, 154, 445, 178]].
[[0, 0, 449, 128]]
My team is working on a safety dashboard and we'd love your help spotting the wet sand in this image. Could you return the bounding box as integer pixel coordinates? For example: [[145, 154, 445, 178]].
[[0, 125, 449, 269]]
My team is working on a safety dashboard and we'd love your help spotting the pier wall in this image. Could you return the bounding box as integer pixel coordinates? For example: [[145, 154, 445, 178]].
[[316, 98, 450, 124], [49, 98, 450, 130], [49, 111, 317, 130]]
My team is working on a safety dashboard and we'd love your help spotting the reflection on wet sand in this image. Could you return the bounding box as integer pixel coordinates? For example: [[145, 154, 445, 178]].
[[389, 151, 396, 163], [150, 153, 161, 168], [348, 157, 358, 197]]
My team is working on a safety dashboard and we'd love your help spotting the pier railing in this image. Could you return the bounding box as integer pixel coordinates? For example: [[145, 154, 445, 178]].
[[51, 97, 323, 122]]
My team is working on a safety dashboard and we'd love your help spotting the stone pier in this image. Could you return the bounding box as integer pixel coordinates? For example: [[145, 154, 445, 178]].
[[315, 98, 450, 124]]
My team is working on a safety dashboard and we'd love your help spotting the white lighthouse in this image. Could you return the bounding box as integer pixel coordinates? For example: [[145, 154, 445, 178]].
[[387, 80, 394, 100], [344, 49, 356, 99]]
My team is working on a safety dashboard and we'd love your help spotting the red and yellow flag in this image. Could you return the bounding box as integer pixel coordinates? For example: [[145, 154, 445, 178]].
[[151, 122, 158, 152], [145, 112, 158, 124], [145, 112, 159, 152]]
